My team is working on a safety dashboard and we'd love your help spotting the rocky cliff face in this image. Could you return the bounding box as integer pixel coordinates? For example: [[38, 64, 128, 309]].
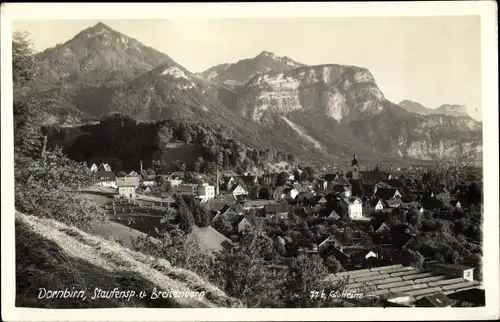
[[236, 65, 482, 161], [237, 64, 385, 125]]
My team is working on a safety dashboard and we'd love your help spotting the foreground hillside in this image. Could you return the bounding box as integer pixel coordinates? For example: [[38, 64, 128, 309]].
[[15, 211, 242, 308]]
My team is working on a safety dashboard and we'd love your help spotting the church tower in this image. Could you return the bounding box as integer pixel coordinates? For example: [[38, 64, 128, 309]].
[[351, 154, 360, 180]]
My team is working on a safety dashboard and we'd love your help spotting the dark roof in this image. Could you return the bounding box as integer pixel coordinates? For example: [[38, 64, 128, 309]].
[[375, 188, 400, 200], [333, 184, 350, 193], [383, 179, 405, 188], [363, 184, 377, 196], [415, 293, 453, 307], [264, 203, 289, 214], [384, 199, 402, 208], [95, 170, 116, 181], [229, 184, 246, 193], [240, 175, 257, 185], [447, 288, 485, 306], [359, 170, 389, 183], [369, 198, 383, 207]]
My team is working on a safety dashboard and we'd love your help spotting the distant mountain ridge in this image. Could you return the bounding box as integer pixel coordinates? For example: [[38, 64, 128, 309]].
[[196, 51, 305, 87], [399, 100, 472, 118], [24, 22, 482, 162]]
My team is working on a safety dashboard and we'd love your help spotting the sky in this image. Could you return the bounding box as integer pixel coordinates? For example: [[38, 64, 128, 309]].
[[13, 17, 482, 120]]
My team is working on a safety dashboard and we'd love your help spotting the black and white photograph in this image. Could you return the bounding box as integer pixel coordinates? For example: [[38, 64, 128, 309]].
[[1, 2, 498, 321]]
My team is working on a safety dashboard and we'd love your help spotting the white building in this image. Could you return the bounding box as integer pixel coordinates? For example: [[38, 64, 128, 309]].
[[230, 184, 247, 198], [95, 170, 117, 188], [344, 197, 363, 219], [198, 183, 215, 202], [117, 177, 138, 198]]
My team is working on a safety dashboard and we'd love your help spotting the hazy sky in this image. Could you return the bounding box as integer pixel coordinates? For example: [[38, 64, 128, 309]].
[[13, 17, 482, 120]]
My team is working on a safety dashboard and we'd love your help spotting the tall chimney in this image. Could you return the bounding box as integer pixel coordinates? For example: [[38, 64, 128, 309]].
[[216, 166, 220, 197], [140, 160, 143, 174]]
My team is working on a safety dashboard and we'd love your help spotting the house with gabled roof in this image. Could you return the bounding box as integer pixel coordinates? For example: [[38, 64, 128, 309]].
[[370, 198, 384, 212], [235, 216, 252, 234], [229, 184, 247, 198], [95, 170, 117, 188], [415, 293, 453, 308], [333, 184, 352, 198], [375, 188, 402, 200], [127, 170, 140, 178], [383, 199, 402, 209], [264, 203, 289, 219], [116, 177, 139, 198], [90, 163, 98, 173]]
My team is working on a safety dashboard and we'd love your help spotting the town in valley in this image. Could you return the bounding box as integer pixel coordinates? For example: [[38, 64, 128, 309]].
[[12, 18, 485, 309]]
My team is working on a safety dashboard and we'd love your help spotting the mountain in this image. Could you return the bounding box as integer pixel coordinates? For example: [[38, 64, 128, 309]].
[[399, 100, 471, 118], [398, 100, 432, 115], [32, 22, 176, 123], [236, 65, 482, 161], [434, 104, 469, 117], [27, 23, 482, 162], [196, 51, 305, 87]]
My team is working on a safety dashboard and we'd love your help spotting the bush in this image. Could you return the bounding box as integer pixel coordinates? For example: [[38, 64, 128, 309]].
[[15, 147, 104, 230]]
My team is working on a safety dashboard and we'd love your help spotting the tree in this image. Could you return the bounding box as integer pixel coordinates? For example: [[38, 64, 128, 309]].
[[301, 166, 314, 181], [399, 247, 425, 268], [15, 147, 103, 230], [13, 31, 42, 159], [277, 172, 289, 186], [158, 126, 173, 150], [177, 198, 195, 232], [146, 168, 155, 176]]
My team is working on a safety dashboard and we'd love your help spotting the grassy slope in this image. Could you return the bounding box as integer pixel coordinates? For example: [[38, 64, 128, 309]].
[[15, 211, 242, 308]]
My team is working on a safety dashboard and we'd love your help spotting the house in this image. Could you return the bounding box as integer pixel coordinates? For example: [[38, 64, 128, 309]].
[[141, 175, 156, 187], [383, 179, 405, 189], [342, 246, 381, 261], [431, 186, 452, 203], [235, 216, 252, 234], [450, 200, 462, 210], [333, 185, 352, 198], [447, 288, 485, 307], [326, 209, 340, 220], [264, 203, 289, 219], [374, 188, 402, 200], [127, 171, 140, 178], [297, 244, 319, 254], [212, 204, 241, 225], [242, 200, 276, 210], [311, 195, 327, 206], [240, 175, 258, 186], [117, 177, 138, 198], [98, 163, 112, 172], [229, 184, 247, 198], [90, 163, 98, 173], [316, 179, 328, 190], [318, 235, 344, 252], [415, 293, 453, 308], [176, 184, 198, 195], [400, 201, 424, 213], [300, 181, 314, 189], [340, 197, 363, 219], [370, 199, 384, 212], [383, 199, 402, 209], [428, 263, 475, 282], [95, 170, 117, 188], [284, 187, 299, 200], [362, 184, 377, 197], [197, 183, 215, 202], [373, 222, 390, 234]]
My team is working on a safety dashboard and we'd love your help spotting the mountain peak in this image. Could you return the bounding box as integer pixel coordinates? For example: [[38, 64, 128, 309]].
[[257, 50, 276, 59]]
